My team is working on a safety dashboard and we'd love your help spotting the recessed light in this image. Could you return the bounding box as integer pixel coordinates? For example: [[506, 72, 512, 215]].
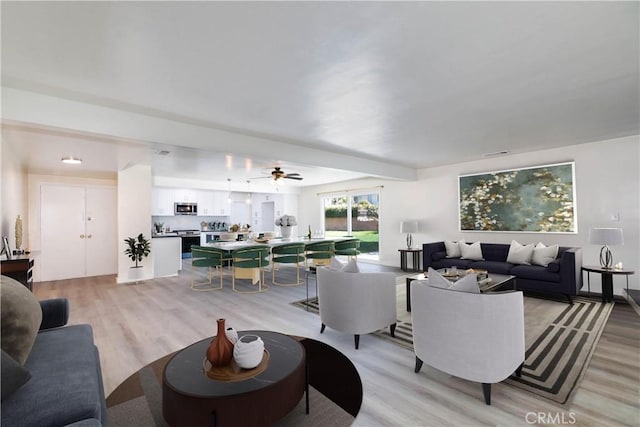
[[61, 156, 82, 164]]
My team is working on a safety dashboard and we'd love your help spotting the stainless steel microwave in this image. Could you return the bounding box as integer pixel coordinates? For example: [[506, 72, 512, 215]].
[[174, 202, 197, 215]]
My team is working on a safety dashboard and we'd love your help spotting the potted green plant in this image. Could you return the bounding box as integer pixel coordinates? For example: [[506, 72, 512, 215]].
[[124, 233, 151, 268]]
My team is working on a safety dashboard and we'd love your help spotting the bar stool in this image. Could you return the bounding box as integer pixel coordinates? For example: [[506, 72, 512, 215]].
[[271, 242, 306, 286], [231, 245, 270, 293], [190, 246, 226, 291], [305, 241, 335, 267], [335, 238, 361, 261]]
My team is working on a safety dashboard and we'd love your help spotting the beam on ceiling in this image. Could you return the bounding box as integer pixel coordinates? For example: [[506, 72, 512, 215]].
[[2, 87, 417, 181]]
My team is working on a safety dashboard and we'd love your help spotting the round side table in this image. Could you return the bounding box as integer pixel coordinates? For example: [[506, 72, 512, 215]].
[[162, 330, 306, 426], [582, 265, 635, 303]]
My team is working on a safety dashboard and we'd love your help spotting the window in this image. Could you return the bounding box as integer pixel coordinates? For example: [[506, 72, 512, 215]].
[[322, 190, 379, 259]]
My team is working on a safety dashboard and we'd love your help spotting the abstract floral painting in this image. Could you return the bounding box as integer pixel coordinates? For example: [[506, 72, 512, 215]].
[[459, 162, 576, 233]]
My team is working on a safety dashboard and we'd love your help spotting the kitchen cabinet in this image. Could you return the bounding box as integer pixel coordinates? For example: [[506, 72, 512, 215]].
[[174, 189, 198, 203], [152, 236, 181, 277], [197, 190, 215, 216], [152, 188, 175, 216], [212, 191, 231, 216]]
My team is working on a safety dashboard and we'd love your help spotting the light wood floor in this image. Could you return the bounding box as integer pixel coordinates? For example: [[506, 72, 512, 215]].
[[34, 262, 640, 426]]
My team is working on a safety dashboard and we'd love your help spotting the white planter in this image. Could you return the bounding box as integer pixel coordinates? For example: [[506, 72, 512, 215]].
[[128, 266, 144, 281], [280, 226, 292, 239]]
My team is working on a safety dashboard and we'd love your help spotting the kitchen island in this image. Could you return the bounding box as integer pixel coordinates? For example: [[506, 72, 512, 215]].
[[152, 235, 182, 277]]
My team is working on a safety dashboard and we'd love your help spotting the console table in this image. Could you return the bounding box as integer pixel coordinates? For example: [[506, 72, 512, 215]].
[[398, 248, 422, 272], [582, 265, 635, 303], [1, 254, 35, 291], [163, 330, 306, 426]]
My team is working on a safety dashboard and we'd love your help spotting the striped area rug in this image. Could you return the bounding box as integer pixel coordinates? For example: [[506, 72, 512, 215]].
[[292, 294, 613, 404], [504, 296, 613, 404]]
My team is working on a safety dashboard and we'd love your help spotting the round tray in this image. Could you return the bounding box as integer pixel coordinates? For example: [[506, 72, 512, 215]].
[[203, 350, 270, 382]]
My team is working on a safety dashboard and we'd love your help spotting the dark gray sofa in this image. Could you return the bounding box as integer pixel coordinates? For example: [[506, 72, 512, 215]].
[[423, 241, 583, 303], [1, 297, 107, 426]]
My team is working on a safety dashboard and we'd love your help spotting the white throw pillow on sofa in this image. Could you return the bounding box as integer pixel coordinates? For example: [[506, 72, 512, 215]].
[[449, 273, 480, 293], [444, 240, 461, 258], [426, 267, 452, 289], [329, 257, 345, 271], [459, 240, 484, 260], [341, 258, 360, 273], [531, 242, 559, 267], [506, 240, 534, 265]]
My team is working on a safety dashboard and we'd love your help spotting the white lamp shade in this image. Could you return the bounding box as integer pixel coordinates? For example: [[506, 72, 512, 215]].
[[400, 220, 418, 234], [589, 228, 624, 246]]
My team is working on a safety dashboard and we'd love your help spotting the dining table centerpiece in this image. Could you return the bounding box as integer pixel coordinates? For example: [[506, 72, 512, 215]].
[[275, 214, 297, 239]]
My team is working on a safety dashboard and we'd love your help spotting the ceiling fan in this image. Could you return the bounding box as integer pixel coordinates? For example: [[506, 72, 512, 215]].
[[255, 167, 303, 182]]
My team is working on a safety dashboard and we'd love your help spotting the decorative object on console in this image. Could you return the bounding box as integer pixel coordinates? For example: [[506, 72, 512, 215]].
[[232, 335, 265, 369], [589, 227, 624, 269], [1, 236, 12, 260], [14, 215, 23, 254], [400, 220, 418, 249], [459, 162, 575, 232], [206, 318, 235, 367]]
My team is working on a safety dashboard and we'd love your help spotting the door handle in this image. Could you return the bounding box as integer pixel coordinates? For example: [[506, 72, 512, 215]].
[[80, 234, 85, 239], [87, 234, 92, 239]]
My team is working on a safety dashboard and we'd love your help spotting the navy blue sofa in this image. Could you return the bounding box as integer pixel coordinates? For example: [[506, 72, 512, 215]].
[[1, 298, 107, 426], [423, 241, 583, 303]]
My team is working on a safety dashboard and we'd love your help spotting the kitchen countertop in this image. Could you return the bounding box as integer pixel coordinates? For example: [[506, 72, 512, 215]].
[[152, 233, 181, 238]]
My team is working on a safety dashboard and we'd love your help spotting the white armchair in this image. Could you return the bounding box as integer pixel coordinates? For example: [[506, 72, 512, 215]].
[[410, 280, 525, 404], [317, 267, 397, 349]]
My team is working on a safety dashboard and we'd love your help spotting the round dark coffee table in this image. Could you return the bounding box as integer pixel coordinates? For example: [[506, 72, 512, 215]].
[[162, 330, 306, 427]]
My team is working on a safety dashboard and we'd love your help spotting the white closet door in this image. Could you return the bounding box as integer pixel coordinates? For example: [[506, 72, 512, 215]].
[[85, 187, 117, 277], [41, 184, 87, 281]]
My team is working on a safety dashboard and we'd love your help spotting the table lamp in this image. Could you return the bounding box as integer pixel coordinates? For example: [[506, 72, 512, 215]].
[[400, 220, 418, 249], [589, 227, 623, 269]]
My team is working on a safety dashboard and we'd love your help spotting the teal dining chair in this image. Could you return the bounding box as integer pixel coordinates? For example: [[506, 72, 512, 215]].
[[305, 241, 335, 267], [231, 245, 271, 293], [334, 238, 361, 261], [190, 245, 227, 291], [271, 242, 306, 286]]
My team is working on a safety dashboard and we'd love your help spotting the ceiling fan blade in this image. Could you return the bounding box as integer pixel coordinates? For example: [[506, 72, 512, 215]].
[[284, 173, 301, 177], [284, 176, 303, 180]]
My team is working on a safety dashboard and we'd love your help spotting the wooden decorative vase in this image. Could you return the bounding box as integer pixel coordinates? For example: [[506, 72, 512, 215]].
[[206, 318, 235, 367]]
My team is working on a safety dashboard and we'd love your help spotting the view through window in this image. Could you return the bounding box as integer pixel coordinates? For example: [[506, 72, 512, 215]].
[[323, 191, 379, 259]]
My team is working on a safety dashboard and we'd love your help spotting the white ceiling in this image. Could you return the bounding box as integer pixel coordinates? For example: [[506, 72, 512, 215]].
[[2, 1, 638, 187]]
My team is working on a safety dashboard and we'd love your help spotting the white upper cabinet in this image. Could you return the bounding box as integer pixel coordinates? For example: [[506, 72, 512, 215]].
[[152, 188, 175, 216], [197, 190, 215, 216], [212, 191, 230, 216], [174, 189, 198, 203]]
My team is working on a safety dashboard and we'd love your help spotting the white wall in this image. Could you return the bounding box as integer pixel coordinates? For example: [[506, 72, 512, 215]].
[[299, 135, 640, 294], [117, 164, 153, 283], [0, 140, 27, 253]]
